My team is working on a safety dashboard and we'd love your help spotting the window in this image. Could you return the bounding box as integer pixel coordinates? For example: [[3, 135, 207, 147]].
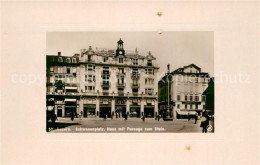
[[203, 105, 205, 109], [177, 104, 180, 109], [66, 58, 71, 63], [185, 104, 187, 109], [72, 58, 76, 63], [67, 68, 70, 74], [145, 69, 154, 75], [103, 57, 108, 62], [195, 104, 198, 109], [202, 96, 206, 102], [145, 78, 154, 85], [119, 58, 123, 63], [132, 68, 139, 77], [86, 65, 94, 71], [133, 59, 138, 65], [185, 95, 188, 101], [147, 60, 152, 66], [190, 104, 193, 109], [190, 96, 193, 101], [195, 96, 199, 101], [50, 67, 54, 72], [58, 57, 63, 62], [145, 88, 154, 95], [118, 68, 124, 74], [177, 95, 181, 101]]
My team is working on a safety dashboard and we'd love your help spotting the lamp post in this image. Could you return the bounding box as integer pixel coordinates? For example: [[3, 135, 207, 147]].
[[164, 64, 173, 121]]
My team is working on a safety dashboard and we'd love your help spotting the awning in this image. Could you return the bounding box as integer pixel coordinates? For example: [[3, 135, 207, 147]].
[[65, 86, 78, 90], [64, 98, 76, 102], [176, 110, 197, 115], [47, 106, 54, 111]]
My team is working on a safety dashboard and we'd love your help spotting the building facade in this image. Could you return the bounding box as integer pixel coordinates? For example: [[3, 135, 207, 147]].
[[158, 64, 210, 119], [46, 39, 159, 118]]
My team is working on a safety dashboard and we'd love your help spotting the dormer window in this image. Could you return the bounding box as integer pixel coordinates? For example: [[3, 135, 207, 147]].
[[133, 59, 138, 65], [147, 60, 152, 66], [66, 58, 71, 63], [119, 58, 123, 63], [58, 57, 63, 62], [103, 57, 108, 62], [72, 58, 76, 63]]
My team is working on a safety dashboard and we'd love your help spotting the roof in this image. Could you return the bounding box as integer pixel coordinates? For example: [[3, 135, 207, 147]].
[[183, 64, 201, 70]]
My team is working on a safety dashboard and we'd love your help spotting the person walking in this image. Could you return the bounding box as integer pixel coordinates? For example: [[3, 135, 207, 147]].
[[200, 111, 209, 133], [195, 112, 198, 124], [51, 113, 57, 129], [142, 115, 145, 122], [70, 112, 74, 121]]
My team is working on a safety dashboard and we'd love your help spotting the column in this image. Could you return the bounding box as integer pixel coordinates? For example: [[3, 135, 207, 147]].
[[141, 99, 145, 117], [54, 105, 58, 115], [62, 105, 65, 117], [96, 98, 100, 117], [154, 99, 158, 118], [111, 99, 115, 116], [126, 99, 130, 116], [79, 99, 84, 116]]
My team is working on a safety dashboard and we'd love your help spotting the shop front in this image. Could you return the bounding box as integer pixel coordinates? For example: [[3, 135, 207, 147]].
[[83, 104, 96, 118], [65, 98, 77, 117], [130, 106, 140, 118], [115, 105, 126, 118], [144, 105, 155, 118]]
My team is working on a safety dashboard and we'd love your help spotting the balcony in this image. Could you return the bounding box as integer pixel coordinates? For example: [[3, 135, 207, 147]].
[[101, 82, 111, 87], [116, 72, 126, 77], [131, 72, 140, 79], [116, 82, 126, 87], [131, 83, 140, 89]]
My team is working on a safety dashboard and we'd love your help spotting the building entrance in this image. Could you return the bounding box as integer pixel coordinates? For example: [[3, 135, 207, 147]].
[[100, 107, 111, 118], [115, 106, 126, 118], [144, 107, 155, 118]]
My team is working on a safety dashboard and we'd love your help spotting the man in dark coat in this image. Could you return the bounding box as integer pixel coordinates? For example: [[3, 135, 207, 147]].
[[200, 111, 209, 133]]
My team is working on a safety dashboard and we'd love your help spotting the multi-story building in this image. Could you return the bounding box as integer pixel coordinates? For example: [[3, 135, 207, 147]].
[[46, 39, 159, 118], [158, 64, 210, 119]]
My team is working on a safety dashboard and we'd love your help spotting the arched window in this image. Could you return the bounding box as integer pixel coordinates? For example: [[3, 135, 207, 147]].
[[72, 58, 76, 63], [66, 58, 71, 63]]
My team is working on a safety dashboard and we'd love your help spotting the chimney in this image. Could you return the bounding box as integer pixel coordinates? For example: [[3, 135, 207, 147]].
[[58, 52, 61, 56], [167, 64, 170, 74]]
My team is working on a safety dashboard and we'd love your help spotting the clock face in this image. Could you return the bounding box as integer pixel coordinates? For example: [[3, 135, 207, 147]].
[[119, 51, 122, 54]]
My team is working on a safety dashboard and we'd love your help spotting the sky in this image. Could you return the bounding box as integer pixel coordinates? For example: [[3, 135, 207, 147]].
[[46, 32, 214, 76]]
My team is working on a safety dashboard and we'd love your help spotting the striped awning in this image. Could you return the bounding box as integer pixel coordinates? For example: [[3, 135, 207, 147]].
[[176, 110, 197, 115], [65, 86, 78, 90], [64, 98, 76, 102]]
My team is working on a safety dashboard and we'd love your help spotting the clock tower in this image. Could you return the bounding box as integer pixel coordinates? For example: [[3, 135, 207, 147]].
[[116, 38, 125, 57]]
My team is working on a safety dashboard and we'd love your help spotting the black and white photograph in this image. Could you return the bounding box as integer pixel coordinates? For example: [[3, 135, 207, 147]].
[[2, 1, 260, 164], [46, 32, 214, 133]]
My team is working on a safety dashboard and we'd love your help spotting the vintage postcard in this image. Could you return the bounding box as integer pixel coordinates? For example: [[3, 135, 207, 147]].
[[46, 32, 214, 133]]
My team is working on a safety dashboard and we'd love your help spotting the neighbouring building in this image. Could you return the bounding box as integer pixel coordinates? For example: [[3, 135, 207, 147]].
[[158, 64, 210, 119], [46, 39, 159, 118]]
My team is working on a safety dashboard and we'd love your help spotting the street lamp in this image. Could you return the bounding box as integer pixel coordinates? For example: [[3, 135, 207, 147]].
[[164, 64, 173, 121]]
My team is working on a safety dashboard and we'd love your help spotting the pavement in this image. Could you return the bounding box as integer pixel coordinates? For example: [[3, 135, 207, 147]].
[[48, 117, 214, 133]]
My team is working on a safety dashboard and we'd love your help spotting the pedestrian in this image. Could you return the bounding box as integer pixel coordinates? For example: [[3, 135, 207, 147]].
[[71, 112, 74, 121], [51, 113, 57, 128], [157, 114, 160, 121], [200, 111, 209, 133], [142, 115, 145, 122], [195, 112, 198, 124]]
